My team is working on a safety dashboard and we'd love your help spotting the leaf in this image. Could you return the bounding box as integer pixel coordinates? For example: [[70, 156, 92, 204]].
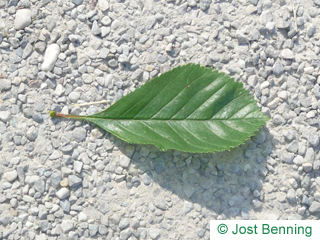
[[50, 64, 270, 153]]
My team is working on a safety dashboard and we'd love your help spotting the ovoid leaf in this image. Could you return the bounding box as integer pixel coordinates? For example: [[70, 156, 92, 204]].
[[51, 64, 270, 153]]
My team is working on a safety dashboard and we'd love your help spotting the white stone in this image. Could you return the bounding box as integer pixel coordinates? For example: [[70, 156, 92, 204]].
[[15, 9, 32, 30], [25, 175, 40, 185], [61, 220, 74, 233], [78, 212, 88, 222], [260, 81, 270, 90], [3, 170, 18, 182], [41, 44, 60, 72], [99, 0, 109, 11], [149, 226, 161, 239], [119, 155, 130, 168], [56, 187, 70, 199], [0, 111, 12, 123], [281, 49, 294, 59]]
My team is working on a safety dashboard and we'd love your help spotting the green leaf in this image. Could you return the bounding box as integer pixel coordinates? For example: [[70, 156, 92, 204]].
[[51, 64, 270, 153]]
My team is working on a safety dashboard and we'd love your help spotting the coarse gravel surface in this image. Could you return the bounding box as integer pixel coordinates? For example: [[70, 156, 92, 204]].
[[1, 0, 320, 239]]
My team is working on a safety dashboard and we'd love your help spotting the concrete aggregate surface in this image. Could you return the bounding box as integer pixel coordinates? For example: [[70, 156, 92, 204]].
[[1, 0, 320, 239]]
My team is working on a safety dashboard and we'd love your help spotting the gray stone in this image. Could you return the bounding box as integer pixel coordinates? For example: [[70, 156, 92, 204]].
[[72, 0, 83, 5], [286, 140, 298, 153], [82, 74, 93, 84], [302, 163, 313, 172], [26, 175, 40, 185], [252, 199, 263, 209], [273, 114, 284, 125], [141, 172, 151, 185], [39, 220, 50, 232], [120, 228, 131, 240], [56, 188, 70, 199], [34, 179, 46, 193], [0, 80, 12, 92], [99, 225, 109, 235], [68, 92, 80, 102], [287, 189, 296, 204], [266, 22, 275, 32], [199, 0, 211, 11], [236, 31, 247, 45], [50, 172, 62, 188], [49, 150, 62, 160], [273, 62, 284, 75], [229, 195, 245, 207], [183, 200, 193, 214], [89, 224, 99, 237], [72, 127, 87, 142], [32, 113, 43, 123], [68, 175, 82, 188], [301, 175, 311, 189], [308, 135, 319, 147], [154, 158, 165, 174], [283, 130, 295, 142], [309, 201, 320, 213], [108, 59, 118, 68], [307, 23, 316, 37], [157, 28, 171, 36], [259, 11, 273, 25], [94, 160, 105, 171], [60, 199, 70, 212], [276, 19, 289, 29], [119, 218, 130, 230]]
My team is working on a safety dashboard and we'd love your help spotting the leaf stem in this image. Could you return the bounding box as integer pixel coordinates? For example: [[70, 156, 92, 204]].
[[50, 111, 86, 120]]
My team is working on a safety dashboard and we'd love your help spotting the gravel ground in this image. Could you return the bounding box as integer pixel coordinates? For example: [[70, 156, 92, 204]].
[[1, 0, 320, 239]]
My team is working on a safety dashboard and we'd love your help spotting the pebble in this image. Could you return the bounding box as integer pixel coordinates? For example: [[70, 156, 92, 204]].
[[26, 126, 38, 141], [99, 0, 109, 11], [281, 49, 294, 59], [309, 201, 320, 213], [141, 172, 151, 185], [119, 155, 130, 168], [0, 80, 11, 92], [3, 170, 18, 182], [0, 111, 12, 122], [61, 220, 75, 233], [259, 11, 273, 25], [41, 44, 60, 71], [72, 127, 87, 142], [308, 135, 319, 147], [15, 9, 32, 30], [68, 175, 82, 188], [92, 21, 101, 35], [306, 23, 316, 37], [34, 179, 46, 193], [56, 188, 70, 199], [272, 62, 284, 75], [149, 226, 161, 239]]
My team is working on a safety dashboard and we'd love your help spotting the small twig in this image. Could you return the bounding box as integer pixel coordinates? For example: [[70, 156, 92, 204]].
[[71, 100, 110, 108]]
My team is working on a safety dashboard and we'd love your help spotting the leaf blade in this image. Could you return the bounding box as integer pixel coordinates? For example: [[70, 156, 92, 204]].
[[53, 64, 270, 153]]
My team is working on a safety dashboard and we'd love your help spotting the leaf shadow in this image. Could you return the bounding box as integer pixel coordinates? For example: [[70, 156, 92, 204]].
[[111, 126, 276, 219]]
